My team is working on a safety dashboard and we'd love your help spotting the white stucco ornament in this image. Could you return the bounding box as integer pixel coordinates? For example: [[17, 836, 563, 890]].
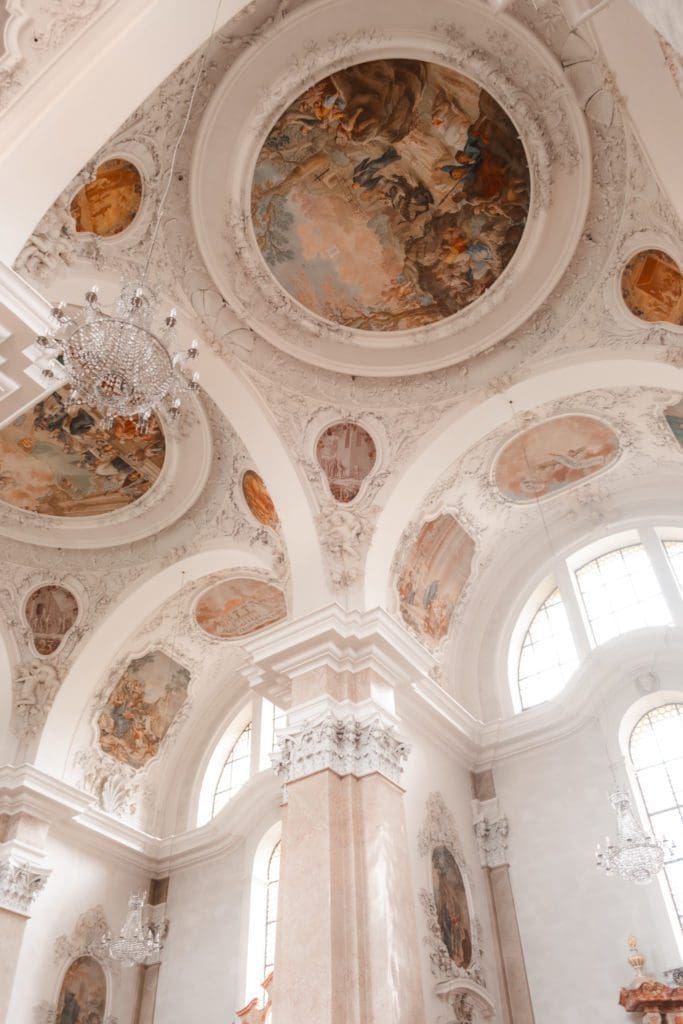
[[0, 855, 49, 916]]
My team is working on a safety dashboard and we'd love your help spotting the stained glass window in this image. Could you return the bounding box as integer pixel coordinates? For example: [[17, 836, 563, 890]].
[[517, 588, 578, 709], [212, 722, 252, 818], [575, 545, 671, 646], [630, 704, 683, 933]]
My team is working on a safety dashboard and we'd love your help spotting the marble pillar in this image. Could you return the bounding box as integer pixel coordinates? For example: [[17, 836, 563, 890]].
[[244, 608, 433, 1024], [472, 771, 535, 1024]]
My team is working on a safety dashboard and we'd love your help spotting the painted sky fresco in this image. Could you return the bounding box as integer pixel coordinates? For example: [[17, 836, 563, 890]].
[[432, 845, 472, 969], [56, 955, 106, 1024], [194, 578, 287, 640], [0, 386, 165, 516], [98, 650, 190, 770], [316, 422, 376, 502], [242, 469, 279, 528], [621, 249, 683, 325], [494, 415, 620, 503], [25, 584, 78, 656], [70, 158, 142, 237], [251, 59, 530, 331], [398, 514, 475, 643], [664, 398, 683, 450]]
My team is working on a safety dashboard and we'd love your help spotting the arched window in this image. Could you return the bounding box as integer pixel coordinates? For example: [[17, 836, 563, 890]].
[[263, 840, 280, 978], [575, 544, 671, 646], [629, 703, 683, 932], [664, 540, 683, 593], [212, 722, 252, 817], [517, 588, 577, 710]]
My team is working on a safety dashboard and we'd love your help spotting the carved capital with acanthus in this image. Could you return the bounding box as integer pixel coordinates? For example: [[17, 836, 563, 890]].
[[272, 699, 410, 788], [0, 854, 50, 916]]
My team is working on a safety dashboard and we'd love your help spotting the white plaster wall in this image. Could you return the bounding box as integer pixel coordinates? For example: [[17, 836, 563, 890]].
[[402, 726, 503, 1024], [7, 828, 144, 1024], [496, 716, 682, 1024]]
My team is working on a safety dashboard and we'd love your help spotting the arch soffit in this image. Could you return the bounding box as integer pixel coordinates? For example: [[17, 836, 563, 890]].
[[364, 355, 683, 608], [35, 545, 275, 778]]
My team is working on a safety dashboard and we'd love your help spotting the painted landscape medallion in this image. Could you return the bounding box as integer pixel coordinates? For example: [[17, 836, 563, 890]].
[[0, 386, 165, 516], [98, 650, 190, 769], [494, 414, 619, 503], [251, 58, 530, 331], [621, 249, 683, 325], [316, 422, 376, 502], [194, 578, 287, 640]]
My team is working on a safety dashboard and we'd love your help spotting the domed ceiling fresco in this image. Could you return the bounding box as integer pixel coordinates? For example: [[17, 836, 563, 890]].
[[0, 387, 165, 516], [251, 58, 530, 331]]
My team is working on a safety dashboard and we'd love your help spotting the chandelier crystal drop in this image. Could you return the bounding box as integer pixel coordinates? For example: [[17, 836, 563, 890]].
[[595, 788, 674, 885], [101, 892, 162, 967], [35, 282, 199, 427]]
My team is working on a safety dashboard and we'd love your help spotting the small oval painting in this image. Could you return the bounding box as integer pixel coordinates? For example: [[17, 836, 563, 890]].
[[70, 158, 143, 237], [25, 584, 78, 656], [494, 414, 619, 503], [398, 514, 474, 644], [0, 386, 165, 516], [251, 58, 530, 331], [432, 845, 472, 969], [621, 249, 683, 325], [194, 578, 287, 640], [316, 422, 377, 503], [56, 955, 106, 1024], [242, 469, 278, 528]]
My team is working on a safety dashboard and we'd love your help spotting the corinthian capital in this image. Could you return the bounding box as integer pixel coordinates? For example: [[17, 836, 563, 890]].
[[0, 855, 50, 916]]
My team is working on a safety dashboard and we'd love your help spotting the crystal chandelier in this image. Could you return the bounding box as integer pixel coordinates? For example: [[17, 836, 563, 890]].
[[102, 892, 162, 967], [595, 788, 674, 885], [36, 283, 199, 427]]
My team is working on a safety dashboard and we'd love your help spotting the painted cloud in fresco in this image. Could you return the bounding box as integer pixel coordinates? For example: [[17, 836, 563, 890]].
[[98, 650, 190, 770], [0, 386, 165, 517], [251, 58, 530, 331], [194, 578, 287, 640], [621, 249, 683, 325], [398, 514, 475, 644], [493, 414, 620, 503]]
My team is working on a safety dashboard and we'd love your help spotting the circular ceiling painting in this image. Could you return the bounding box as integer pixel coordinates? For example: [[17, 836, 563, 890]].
[[251, 58, 530, 332]]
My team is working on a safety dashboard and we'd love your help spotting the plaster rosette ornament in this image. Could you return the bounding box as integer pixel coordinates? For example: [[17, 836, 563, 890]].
[[621, 249, 683, 325], [397, 514, 475, 645], [316, 422, 377, 503], [417, 794, 487, 993]]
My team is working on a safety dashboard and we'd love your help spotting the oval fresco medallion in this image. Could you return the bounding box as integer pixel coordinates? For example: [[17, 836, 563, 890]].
[[251, 58, 530, 331], [432, 845, 472, 969], [316, 422, 377, 503], [397, 514, 475, 644], [194, 578, 287, 640], [0, 386, 165, 516], [494, 414, 620, 503], [242, 469, 279, 528], [24, 584, 78, 656], [98, 650, 190, 770], [621, 249, 683, 325], [56, 956, 107, 1023], [70, 158, 143, 237]]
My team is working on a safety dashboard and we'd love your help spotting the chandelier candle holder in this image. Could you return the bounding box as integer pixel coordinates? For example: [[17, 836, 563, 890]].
[[101, 891, 162, 967], [35, 282, 199, 427], [595, 788, 674, 885]]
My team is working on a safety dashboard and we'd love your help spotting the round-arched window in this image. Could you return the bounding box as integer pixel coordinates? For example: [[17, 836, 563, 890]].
[[212, 722, 252, 818]]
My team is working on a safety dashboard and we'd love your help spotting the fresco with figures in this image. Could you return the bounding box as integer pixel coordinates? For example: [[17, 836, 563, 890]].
[[70, 158, 142, 237], [398, 514, 475, 643], [432, 846, 472, 969], [242, 469, 279, 528], [194, 578, 287, 640], [251, 58, 530, 331], [0, 386, 165, 516], [98, 650, 190, 770], [56, 956, 106, 1024], [664, 398, 683, 449], [25, 584, 79, 656], [621, 249, 683, 325], [316, 422, 376, 502], [494, 414, 620, 503]]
